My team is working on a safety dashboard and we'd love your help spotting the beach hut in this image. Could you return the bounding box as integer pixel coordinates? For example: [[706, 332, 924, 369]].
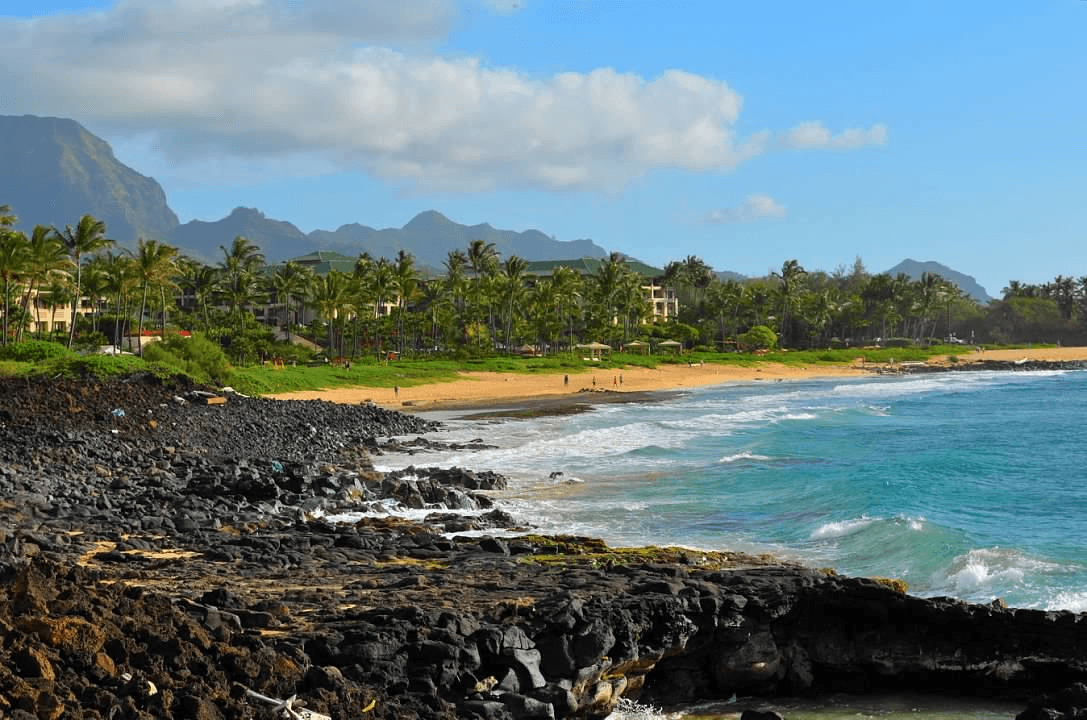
[[576, 342, 613, 361], [656, 339, 682, 355], [623, 340, 649, 355]]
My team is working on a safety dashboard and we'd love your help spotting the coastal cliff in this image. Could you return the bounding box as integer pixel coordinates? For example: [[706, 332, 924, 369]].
[[1, 375, 1083, 719]]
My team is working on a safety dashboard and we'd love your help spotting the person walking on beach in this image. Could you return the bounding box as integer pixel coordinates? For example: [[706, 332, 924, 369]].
[[613, 375, 618, 387], [564, 374, 569, 388], [619, 373, 623, 386], [592, 376, 596, 387], [394, 385, 399, 399]]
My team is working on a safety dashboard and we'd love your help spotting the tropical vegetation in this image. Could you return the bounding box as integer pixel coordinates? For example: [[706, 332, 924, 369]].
[[3, 200, 1086, 391]]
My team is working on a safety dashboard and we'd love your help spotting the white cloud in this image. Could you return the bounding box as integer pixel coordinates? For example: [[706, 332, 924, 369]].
[[706, 194, 786, 224], [0, 1, 886, 193], [780, 121, 888, 150]]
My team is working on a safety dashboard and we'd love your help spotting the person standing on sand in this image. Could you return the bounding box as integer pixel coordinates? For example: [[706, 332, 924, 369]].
[[394, 386, 399, 399], [619, 373, 623, 386], [564, 374, 569, 387], [592, 376, 596, 387], [613, 375, 618, 387]]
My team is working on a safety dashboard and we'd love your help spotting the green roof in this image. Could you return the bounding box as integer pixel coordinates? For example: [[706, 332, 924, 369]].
[[524, 258, 666, 279]]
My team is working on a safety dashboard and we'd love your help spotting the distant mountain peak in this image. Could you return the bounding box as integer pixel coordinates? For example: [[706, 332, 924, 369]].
[[0, 113, 178, 244], [885, 258, 991, 304], [0, 114, 601, 267]]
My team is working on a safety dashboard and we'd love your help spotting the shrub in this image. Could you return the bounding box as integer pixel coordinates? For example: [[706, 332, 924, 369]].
[[35, 354, 148, 379], [73, 331, 110, 353], [740, 325, 778, 351], [0, 340, 73, 362], [143, 331, 232, 385]]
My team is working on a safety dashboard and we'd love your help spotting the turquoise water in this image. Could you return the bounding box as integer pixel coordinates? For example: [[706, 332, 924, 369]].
[[382, 369, 1087, 611]]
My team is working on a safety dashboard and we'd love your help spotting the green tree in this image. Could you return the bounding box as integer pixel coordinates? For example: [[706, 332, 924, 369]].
[[773, 259, 807, 348], [132, 238, 179, 355], [311, 270, 353, 357], [176, 256, 221, 332], [57, 214, 113, 348], [740, 324, 778, 351], [0, 226, 29, 345], [219, 236, 266, 333], [499, 255, 528, 352], [392, 250, 419, 354], [100, 251, 137, 349], [17, 226, 71, 342], [269, 260, 313, 343]]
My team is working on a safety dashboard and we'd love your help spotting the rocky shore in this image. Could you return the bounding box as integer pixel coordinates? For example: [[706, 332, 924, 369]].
[[2, 374, 1085, 720]]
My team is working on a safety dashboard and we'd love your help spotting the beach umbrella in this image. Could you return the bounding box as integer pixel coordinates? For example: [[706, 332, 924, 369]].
[[576, 341, 612, 359]]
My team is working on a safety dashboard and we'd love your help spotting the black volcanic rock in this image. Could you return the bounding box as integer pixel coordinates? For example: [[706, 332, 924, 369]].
[[2, 374, 1087, 719]]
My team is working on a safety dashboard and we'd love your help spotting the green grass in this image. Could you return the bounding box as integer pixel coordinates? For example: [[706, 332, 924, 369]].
[[0, 342, 1005, 396]]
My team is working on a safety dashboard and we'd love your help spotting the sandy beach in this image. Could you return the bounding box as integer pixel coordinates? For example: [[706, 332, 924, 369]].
[[268, 346, 1087, 412]]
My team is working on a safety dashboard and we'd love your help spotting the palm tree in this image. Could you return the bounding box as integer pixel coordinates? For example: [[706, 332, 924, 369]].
[[176, 256, 221, 332], [17, 226, 71, 342], [443, 250, 469, 346], [99, 251, 137, 350], [0, 227, 29, 345], [79, 258, 111, 343], [220, 236, 265, 332], [392, 250, 418, 354], [269, 261, 313, 343], [708, 279, 746, 349], [57, 214, 113, 348], [773, 259, 807, 348], [466, 240, 499, 352], [132, 238, 179, 355], [591, 252, 629, 345], [499, 255, 528, 352], [42, 276, 75, 341], [682, 255, 713, 313], [311, 270, 352, 357], [549, 265, 583, 353]]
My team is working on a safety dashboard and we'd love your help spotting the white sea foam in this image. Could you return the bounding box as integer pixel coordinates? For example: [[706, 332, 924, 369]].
[[719, 451, 772, 464], [779, 412, 818, 421], [1045, 590, 1087, 613], [605, 697, 682, 720], [938, 547, 1061, 594], [811, 516, 875, 539]]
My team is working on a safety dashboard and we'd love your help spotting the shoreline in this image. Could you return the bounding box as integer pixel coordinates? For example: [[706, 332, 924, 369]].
[[268, 346, 1087, 413], [3, 376, 1087, 719]]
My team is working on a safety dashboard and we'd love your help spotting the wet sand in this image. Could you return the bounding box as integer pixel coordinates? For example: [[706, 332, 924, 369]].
[[268, 346, 1087, 413]]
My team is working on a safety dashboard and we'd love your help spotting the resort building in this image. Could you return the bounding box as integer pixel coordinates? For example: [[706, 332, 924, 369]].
[[523, 258, 680, 322]]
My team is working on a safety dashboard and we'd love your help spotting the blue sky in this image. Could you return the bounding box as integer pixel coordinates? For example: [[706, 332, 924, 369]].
[[1, 1, 1084, 297]]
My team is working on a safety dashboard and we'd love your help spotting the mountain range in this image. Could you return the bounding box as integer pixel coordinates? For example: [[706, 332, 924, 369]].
[[0, 114, 991, 302]]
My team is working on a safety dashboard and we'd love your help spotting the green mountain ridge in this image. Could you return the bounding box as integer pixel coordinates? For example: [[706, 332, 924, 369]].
[[0, 114, 992, 301], [887, 259, 992, 304], [0, 114, 179, 243]]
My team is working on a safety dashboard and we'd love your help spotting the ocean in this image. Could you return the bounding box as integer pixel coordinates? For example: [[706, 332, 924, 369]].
[[357, 367, 1087, 718], [373, 368, 1087, 613]]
